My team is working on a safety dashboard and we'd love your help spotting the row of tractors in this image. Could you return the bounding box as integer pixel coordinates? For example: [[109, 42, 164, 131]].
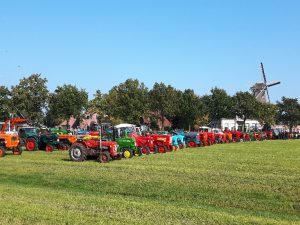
[[0, 118, 77, 157], [1, 119, 299, 163]]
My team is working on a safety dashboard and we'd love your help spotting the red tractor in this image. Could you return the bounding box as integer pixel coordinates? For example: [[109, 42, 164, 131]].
[[69, 138, 122, 163], [263, 131, 273, 140], [129, 133, 156, 154], [231, 131, 244, 142], [151, 134, 173, 153]]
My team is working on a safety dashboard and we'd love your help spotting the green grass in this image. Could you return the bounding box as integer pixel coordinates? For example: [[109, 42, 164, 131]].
[[0, 140, 300, 225]]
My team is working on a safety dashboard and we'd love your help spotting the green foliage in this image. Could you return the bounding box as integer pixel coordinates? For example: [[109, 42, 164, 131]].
[[205, 87, 234, 121], [0, 141, 299, 224], [232, 91, 259, 130], [45, 84, 88, 127], [0, 85, 12, 121], [88, 90, 108, 123], [11, 74, 49, 125], [106, 79, 149, 125], [277, 97, 300, 131], [149, 82, 180, 130], [173, 89, 203, 130], [257, 102, 278, 128]]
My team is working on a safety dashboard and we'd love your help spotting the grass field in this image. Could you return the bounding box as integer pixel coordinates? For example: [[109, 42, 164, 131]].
[[0, 140, 300, 225]]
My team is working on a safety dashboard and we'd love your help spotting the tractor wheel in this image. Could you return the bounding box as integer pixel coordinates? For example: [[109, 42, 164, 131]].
[[45, 145, 54, 152], [139, 146, 150, 155], [69, 143, 87, 162], [179, 142, 186, 149], [123, 148, 133, 159], [188, 141, 196, 148], [26, 138, 38, 151], [98, 152, 111, 163], [157, 145, 167, 153], [0, 146, 6, 157]]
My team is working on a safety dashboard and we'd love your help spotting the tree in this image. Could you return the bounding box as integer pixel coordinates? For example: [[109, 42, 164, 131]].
[[0, 85, 12, 121], [277, 97, 300, 132], [256, 102, 278, 130], [232, 91, 259, 131], [87, 90, 108, 123], [11, 74, 49, 125], [174, 89, 203, 130], [45, 84, 88, 128], [149, 82, 179, 130], [201, 87, 234, 121], [106, 79, 149, 125]]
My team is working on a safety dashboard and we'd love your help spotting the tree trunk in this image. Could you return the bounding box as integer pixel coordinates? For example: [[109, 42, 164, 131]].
[[243, 118, 246, 132], [161, 113, 164, 131], [289, 124, 293, 133]]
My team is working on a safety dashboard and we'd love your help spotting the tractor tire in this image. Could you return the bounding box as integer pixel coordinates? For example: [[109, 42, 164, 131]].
[[188, 141, 196, 148], [69, 143, 87, 162], [157, 145, 167, 153], [179, 142, 186, 149], [45, 145, 54, 152], [26, 138, 38, 151], [0, 146, 6, 157], [98, 152, 111, 163], [122, 148, 133, 159], [139, 146, 150, 155]]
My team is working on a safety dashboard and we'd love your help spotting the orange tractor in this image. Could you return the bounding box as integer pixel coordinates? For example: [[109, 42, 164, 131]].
[[0, 119, 23, 157]]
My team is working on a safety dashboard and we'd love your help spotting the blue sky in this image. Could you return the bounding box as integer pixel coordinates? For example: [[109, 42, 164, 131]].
[[1, 0, 299, 102]]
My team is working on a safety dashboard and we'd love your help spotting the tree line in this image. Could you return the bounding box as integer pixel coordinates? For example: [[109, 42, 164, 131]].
[[1, 74, 300, 131]]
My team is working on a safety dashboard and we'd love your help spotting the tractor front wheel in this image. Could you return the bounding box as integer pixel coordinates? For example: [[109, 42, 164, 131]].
[[123, 149, 133, 159], [157, 145, 167, 153], [139, 146, 150, 155], [45, 145, 54, 152], [98, 152, 111, 163], [188, 141, 196, 148], [26, 138, 38, 151], [0, 146, 6, 157]]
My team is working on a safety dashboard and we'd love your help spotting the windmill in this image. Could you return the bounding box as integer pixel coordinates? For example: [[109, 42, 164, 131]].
[[250, 62, 281, 103]]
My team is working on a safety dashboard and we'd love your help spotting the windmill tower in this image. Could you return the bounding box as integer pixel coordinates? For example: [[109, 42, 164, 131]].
[[250, 62, 281, 103]]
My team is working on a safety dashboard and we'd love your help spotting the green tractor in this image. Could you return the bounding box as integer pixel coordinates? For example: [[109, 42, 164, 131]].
[[19, 127, 65, 152], [115, 137, 138, 159], [104, 124, 142, 159]]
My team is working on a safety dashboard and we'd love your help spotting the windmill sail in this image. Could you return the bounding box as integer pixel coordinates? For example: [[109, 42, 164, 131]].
[[250, 63, 280, 103]]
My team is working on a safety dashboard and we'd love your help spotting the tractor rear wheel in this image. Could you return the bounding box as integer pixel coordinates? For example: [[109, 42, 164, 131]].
[[45, 145, 54, 152], [139, 146, 150, 155], [69, 143, 87, 162], [157, 145, 167, 153], [0, 146, 6, 157], [98, 152, 111, 163], [26, 138, 38, 151], [122, 148, 133, 159]]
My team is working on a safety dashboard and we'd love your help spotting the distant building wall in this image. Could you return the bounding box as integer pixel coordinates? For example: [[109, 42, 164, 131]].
[[210, 118, 261, 132]]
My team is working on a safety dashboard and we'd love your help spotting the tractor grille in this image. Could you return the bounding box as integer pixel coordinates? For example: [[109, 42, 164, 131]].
[[11, 136, 17, 141], [114, 144, 119, 153]]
